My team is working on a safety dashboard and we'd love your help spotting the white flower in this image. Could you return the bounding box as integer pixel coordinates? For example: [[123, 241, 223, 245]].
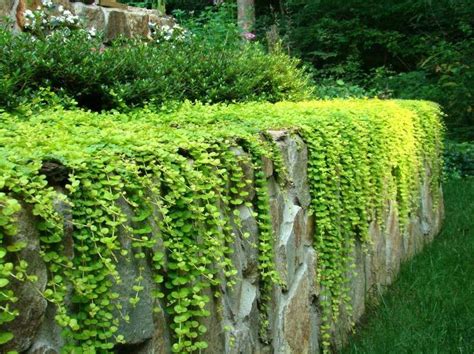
[[63, 10, 72, 17], [88, 27, 97, 37], [41, 0, 53, 8], [24, 9, 34, 19], [58, 5, 64, 12]]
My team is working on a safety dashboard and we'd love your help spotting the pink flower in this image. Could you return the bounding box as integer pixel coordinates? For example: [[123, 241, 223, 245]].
[[243, 32, 256, 40]]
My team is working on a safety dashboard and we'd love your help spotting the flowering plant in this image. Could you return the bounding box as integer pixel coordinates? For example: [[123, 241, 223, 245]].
[[243, 32, 256, 41], [148, 22, 191, 44], [23, 0, 96, 39]]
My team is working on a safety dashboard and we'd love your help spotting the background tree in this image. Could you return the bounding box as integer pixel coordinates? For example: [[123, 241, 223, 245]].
[[237, 0, 255, 33]]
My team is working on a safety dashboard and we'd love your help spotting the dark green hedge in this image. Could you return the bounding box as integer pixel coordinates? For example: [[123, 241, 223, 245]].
[[0, 28, 313, 112]]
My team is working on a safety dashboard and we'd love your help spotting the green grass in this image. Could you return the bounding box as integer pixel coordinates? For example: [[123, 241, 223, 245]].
[[343, 179, 474, 353]]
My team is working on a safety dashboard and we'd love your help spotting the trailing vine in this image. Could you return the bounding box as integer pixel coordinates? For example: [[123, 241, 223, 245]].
[[0, 99, 443, 352], [0, 192, 22, 347]]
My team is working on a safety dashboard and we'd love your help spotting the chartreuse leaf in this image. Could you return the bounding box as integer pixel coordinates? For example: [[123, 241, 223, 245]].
[[0, 100, 443, 353]]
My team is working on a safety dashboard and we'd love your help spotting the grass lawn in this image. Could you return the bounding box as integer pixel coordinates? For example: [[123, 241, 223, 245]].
[[343, 179, 474, 353]]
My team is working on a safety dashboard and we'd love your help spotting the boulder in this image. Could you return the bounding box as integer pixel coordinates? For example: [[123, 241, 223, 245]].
[[0, 203, 48, 353]]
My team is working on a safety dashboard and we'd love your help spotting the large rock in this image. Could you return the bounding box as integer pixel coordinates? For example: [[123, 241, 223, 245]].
[[72, 2, 106, 32], [220, 203, 261, 354], [113, 198, 155, 345], [125, 10, 150, 38], [0, 203, 48, 353], [27, 303, 65, 354], [105, 9, 129, 41], [0, 0, 15, 20]]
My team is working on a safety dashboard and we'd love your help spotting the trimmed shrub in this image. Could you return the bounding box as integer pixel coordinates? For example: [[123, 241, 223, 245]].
[[0, 100, 443, 352], [0, 21, 313, 112]]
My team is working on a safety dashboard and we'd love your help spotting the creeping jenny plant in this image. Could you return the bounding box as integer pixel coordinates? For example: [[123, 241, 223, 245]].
[[0, 100, 443, 352]]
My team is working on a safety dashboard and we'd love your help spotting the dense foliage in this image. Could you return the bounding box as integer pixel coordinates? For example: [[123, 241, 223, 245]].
[[256, 0, 473, 132], [0, 5, 312, 112], [0, 100, 443, 352], [444, 141, 474, 178]]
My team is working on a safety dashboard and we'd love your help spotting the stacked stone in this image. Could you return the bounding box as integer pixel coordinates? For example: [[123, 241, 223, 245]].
[[0, 0, 173, 41], [1, 131, 443, 353]]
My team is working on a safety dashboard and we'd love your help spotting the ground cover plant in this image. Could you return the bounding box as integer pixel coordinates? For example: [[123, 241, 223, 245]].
[[343, 178, 474, 353], [0, 100, 443, 352]]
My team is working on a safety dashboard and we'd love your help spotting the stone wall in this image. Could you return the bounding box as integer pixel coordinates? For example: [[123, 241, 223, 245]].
[[0, 0, 173, 41], [1, 131, 443, 353]]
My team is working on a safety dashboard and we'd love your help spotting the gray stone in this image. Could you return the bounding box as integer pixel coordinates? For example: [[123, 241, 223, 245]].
[[384, 200, 402, 285], [134, 297, 171, 354], [221, 203, 261, 354], [112, 198, 155, 345], [27, 303, 65, 354], [348, 240, 366, 324], [238, 280, 257, 320], [283, 264, 312, 354], [267, 130, 287, 142], [0, 0, 15, 22], [6, 0, 170, 38], [275, 201, 304, 287], [0, 203, 48, 353], [234, 205, 259, 277], [200, 287, 225, 354], [53, 188, 74, 259], [403, 214, 423, 261]]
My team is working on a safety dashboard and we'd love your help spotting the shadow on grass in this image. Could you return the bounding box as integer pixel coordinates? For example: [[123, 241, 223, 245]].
[[343, 179, 474, 353]]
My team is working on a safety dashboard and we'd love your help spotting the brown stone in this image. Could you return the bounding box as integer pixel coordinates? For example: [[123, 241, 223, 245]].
[[72, 2, 106, 32], [105, 9, 129, 41], [283, 265, 312, 354], [25, 0, 41, 10], [148, 13, 173, 27], [125, 11, 149, 38], [99, 0, 126, 9], [262, 155, 273, 178]]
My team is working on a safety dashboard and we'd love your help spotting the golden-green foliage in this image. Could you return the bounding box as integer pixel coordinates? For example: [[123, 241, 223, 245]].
[[0, 100, 443, 352]]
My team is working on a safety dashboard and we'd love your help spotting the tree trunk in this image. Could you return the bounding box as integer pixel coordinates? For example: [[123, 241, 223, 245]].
[[237, 0, 255, 33]]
